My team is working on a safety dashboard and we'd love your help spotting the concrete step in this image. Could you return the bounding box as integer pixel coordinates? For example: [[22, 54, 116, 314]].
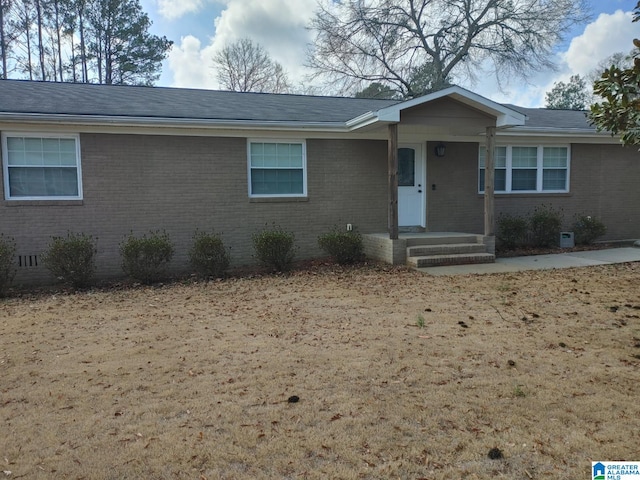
[[407, 243, 487, 257], [408, 252, 496, 268], [404, 235, 480, 247]]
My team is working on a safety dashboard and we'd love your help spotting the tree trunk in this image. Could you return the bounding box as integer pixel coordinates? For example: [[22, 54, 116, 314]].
[[104, 14, 111, 84], [70, 32, 76, 82], [35, 0, 45, 80], [23, 0, 33, 80], [0, 0, 7, 79], [96, 27, 102, 83], [54, 0, 63, 80], [78, 2, 87, 82]]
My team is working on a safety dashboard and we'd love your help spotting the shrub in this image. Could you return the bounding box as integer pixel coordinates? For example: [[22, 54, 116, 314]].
[[318, 228, 364, 264], [120, 231, 174, 284], [573, 215, 607, 245], [252, 226, 296, 272], [529, 204, 563, 248], [189, 231, 230, 278], [43, 232, 97, 289], [496, 214, 528, 250], [0, 234, 17, 297]]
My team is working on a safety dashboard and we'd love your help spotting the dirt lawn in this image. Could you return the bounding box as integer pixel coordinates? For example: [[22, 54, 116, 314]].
[[2, 262, 640, 479]]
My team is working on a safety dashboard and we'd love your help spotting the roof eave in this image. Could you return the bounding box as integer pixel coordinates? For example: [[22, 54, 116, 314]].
[[0, 112, 351, 132], [501, 126, 614, 138]]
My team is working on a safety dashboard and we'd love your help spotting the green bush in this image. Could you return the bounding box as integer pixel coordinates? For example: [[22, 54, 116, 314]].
[[252, 226, 296, 272], [496, 214, 528, 250], [0, 234, 17, 297], [573, 215, 607, 245], [120, 231, 174, 284], [529, 204, 563, 248], [189, 231, 230, 278], [318, 228, 364, 264], [43, 232, 97, 289]]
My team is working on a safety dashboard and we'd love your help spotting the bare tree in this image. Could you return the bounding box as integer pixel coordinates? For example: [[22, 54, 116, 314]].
[[308, 0, 590, 98], [213, 38, 291, 93]]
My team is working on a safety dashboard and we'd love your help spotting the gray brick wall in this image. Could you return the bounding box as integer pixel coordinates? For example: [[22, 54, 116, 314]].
[[426, 141, 482, 232], [0, 133, 388, 285], [2, 131, 638, 286], [426, 141, 640, 240]]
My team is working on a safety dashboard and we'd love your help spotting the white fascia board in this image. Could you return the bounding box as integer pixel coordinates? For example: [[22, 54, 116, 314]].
[[500, 127, 613, 138], [346, 85, 526, 131], [495, 112, 527, 127], [345, 110, 400, 131], [345, 111, 380, 129], [0, 113, 350, 133]]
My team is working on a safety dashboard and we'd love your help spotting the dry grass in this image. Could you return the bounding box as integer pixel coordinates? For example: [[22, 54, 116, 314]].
[[2, 262, 640, 479]]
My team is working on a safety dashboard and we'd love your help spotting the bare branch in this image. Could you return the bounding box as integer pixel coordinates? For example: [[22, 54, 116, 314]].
[[213, 38, 292, 93], [308, 0, 591, 98]]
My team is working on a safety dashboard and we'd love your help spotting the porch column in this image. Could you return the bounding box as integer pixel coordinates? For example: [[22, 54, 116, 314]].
[[388, 123, 399, 240], [484, 126, 496, 237]]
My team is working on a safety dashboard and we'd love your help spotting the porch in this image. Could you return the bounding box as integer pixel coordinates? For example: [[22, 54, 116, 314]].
[[363, 232, 495, 268], [352, 86, 525, 267]]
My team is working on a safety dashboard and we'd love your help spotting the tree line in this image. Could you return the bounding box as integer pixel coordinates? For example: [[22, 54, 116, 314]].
[[0, 0, 172, 85]]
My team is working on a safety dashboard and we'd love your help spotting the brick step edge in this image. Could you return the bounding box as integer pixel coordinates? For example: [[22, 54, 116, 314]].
[[408, 243, 487, 256], [408, 253, 496, 268]]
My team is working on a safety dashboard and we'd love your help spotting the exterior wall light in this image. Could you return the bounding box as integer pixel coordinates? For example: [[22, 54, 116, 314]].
[[434, 143, 446, 157]]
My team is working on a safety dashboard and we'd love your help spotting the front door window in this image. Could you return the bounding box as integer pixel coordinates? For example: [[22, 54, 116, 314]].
[[398, 148, 415, 187]]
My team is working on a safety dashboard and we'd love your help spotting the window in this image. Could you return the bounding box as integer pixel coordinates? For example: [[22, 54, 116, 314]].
[[479, 145, 569, 193], [479, 147, 506, 192], [2, 133, 82, 200], [248, 140, 306, 197]]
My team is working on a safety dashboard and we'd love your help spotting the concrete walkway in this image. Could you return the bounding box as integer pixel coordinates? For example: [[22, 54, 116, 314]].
[[418, 247, 640, 276]]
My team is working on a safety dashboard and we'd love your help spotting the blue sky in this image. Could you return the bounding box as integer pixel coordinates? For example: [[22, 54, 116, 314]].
[[140, 0, 639, 107]]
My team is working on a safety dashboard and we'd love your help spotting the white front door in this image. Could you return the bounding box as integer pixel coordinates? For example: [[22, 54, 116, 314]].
[[398, 144, 426, 227]]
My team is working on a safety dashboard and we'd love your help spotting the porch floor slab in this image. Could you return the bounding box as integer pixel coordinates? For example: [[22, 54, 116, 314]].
[[416, 247, 640, 276], [366, 232, 479, 239]]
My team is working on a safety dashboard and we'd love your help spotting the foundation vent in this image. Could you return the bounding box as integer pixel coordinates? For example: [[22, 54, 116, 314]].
[[18, 255, 40, 268]]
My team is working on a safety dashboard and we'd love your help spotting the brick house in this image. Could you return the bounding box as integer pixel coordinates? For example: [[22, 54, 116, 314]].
[[1, 79, 638, 284]]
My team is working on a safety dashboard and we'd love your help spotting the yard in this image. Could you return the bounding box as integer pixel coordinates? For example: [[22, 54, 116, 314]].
[[1, 262, 639, 479]]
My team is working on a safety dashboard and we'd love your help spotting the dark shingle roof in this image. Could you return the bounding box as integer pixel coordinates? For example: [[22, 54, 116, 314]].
[[0, 79, 400, 123], [503, 104, 593, 131], [0, 79, 598, 133]]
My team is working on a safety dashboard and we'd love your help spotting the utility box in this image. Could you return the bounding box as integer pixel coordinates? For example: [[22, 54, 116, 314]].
[[560, 232, 575, 248]]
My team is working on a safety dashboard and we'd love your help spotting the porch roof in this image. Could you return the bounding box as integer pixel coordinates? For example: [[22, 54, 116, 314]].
[[346, 86, 526, 131]]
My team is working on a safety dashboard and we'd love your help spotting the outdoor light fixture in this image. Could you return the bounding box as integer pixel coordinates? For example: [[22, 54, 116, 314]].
[[434, 143, 446, 157]]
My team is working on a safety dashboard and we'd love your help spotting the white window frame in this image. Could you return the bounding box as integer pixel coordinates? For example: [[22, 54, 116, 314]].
[[479, 144, 570, 194], [2, 132, 83, 201], [247, 139, 307, 198]]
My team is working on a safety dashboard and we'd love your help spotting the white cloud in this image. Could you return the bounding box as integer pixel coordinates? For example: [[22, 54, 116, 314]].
[[475, 9, 637, 107], [167, 35, 218, 89], [167, 0, 317, 90], [563, 10, 635, 76], [156, 0, 205, 20]]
